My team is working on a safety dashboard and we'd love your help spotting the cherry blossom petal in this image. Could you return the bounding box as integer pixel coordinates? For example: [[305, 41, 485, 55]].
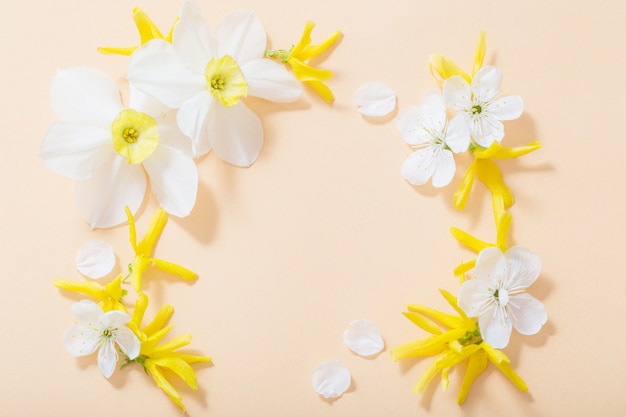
[[40, 122, 112, 180], [353, 82, 397, 116], [174, 0, 215, 72], [488, 95, 524, 120], [472, 115, 504, 147], [431, 149, 456, 188], [508, 294, 547, 335], [71, 299, 104, 323], [64, 324, 99, 357], [115, 327, 141, 359], [458, 278, 491, 317], [473, 247, 507, 284], [472, 66, 502, 102], [216, 10, 266, 65], [241, 59, 302, 103], [74, 155, 146, 228], [98, 340, 118, 378], [51, 67, 123, 128], [75, 240, 116, 279], [443, 76, 472, 111], [479, 307, 512, 349], [312, 360, 351, 399], [343, 320, 384, 356], [401, 148, 437, 186], [129, 40, 205, 108], [143, 145, 198, 217], [208, 101, 263, 167], [445, 114, 470, 153], [396, 106, 430, 145], [176, 91, 214, 157], [100, 310, 132, 329], [419, 90, 447, 129], [504, 246, 542, 290]]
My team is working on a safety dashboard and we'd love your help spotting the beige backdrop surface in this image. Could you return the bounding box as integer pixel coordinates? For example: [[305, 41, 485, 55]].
[[1, 0, 625, 415]]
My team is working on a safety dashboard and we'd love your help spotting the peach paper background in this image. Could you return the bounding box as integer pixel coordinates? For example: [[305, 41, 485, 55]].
[[2, 0, 625, 415]]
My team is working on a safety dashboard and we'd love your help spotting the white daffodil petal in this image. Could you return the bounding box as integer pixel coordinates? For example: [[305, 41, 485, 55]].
[[115, 327, 141, 359], [51, 67, 123, 127], [174, 1, 215, 73], [157, 111, 195, 157], [508, 294, 547, 335], [75, 240, 116, 278], [177, 91, 214, 157], [443, 76, 472, 111], [473, 247, 507, 284], [143, 145, 198, 217], [353, 82, 397, 116], [401, 148, 437, 186], [208, 101, 263, 167], [74, 155, 146, 229], [503, 245, 542, 290], [343, 319, 384, 356], [216, 10, 266, 65], [472, 66, 502, 102], [128, 40, 205, 109], [445, 114, 470, 153], [128, 84, 171, 119], [64, 324, 99, 357], [98, 340, 118, 378], [312, 360, 351, 399], [431, 149, 456, 188], [242, 59, 302, 103], [489, 95, 524, 121], [40, 122, 112, 180]]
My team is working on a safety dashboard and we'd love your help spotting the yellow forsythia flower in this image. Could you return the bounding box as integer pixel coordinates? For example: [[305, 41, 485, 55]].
[[126, 207, 198, 293], [98, 7, 177, 56], [54, 274, 126, 312], [266, 21, 341, 102], [390, 290, 527, 404], [128, 293, 212, 412]]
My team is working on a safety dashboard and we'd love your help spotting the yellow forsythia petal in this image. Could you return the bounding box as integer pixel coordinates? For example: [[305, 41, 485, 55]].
[[151, 334, 193, 356], [152, 258, 198, 281], [453, 162, 477, 210], [146, 362, 186, 412], [450, 226, 490, 253], [150, 356, 198, 390], [138, 208, 168, 256], [492, 141, 541, 159], [428, 54, 471, 86], [457, 348, 488, 404], [402, 311, 444, 335], [142, 304, 175, 336], [405, 304, 464, 329], [471, 31, 487, 77], [299, 29, 341, 61]]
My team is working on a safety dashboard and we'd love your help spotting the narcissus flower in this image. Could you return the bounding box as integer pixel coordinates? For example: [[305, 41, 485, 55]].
[[39, 67, 198, 228], [391, 290, 528, 404], [126, 207, 198, 293], [98, 7, 177, 56], [266, 21, 341, 103], [458, 246, 547, 349], [444, 66, 523, 148], [128, 1, 302, 165], [64, 300, 140, 378], [396, 91, 469, 187], [126, 293, 211, 412]]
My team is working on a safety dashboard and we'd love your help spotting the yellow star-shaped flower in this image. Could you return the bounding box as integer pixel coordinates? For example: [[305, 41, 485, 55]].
[[54, 274, 126, 313], [127, 293, 212, 412], [390, 290, 527, 404], [126, 207, 198, 293], [98, 7, 177, 56]]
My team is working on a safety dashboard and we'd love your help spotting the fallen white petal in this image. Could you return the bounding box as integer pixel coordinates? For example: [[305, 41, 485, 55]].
[[75, 240, 116, 278], [312, 360, 351, 399], [353, 82, 397, 116], [343, 319, 384, 356]]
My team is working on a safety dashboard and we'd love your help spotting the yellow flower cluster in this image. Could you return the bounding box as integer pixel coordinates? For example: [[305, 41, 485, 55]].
[[55, 208, 208, 412]]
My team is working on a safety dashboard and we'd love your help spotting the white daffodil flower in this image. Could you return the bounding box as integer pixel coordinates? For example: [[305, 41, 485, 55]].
[[443, 66, 523, 148], [458, 246, 547, 349], [396, 90, 470, 187], [40, 67, 198, 228], [128, 1, 302, 166], [64, 300, 140, 378]]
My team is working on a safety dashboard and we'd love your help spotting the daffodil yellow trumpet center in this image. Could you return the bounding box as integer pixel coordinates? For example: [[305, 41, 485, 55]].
[[111, 109, 159, 164], [205, 55, 248, 107]]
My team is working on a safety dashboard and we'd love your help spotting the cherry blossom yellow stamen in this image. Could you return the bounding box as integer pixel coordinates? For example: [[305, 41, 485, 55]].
[[205, 55, 248, 107], [111, 109, 159, 164]]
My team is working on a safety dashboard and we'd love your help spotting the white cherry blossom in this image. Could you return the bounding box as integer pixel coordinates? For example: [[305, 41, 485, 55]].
[[396, 90, 469, 187], [443, 66, 523, 148], [64, 300, 140, 378], [458, 246, 547, 349]]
